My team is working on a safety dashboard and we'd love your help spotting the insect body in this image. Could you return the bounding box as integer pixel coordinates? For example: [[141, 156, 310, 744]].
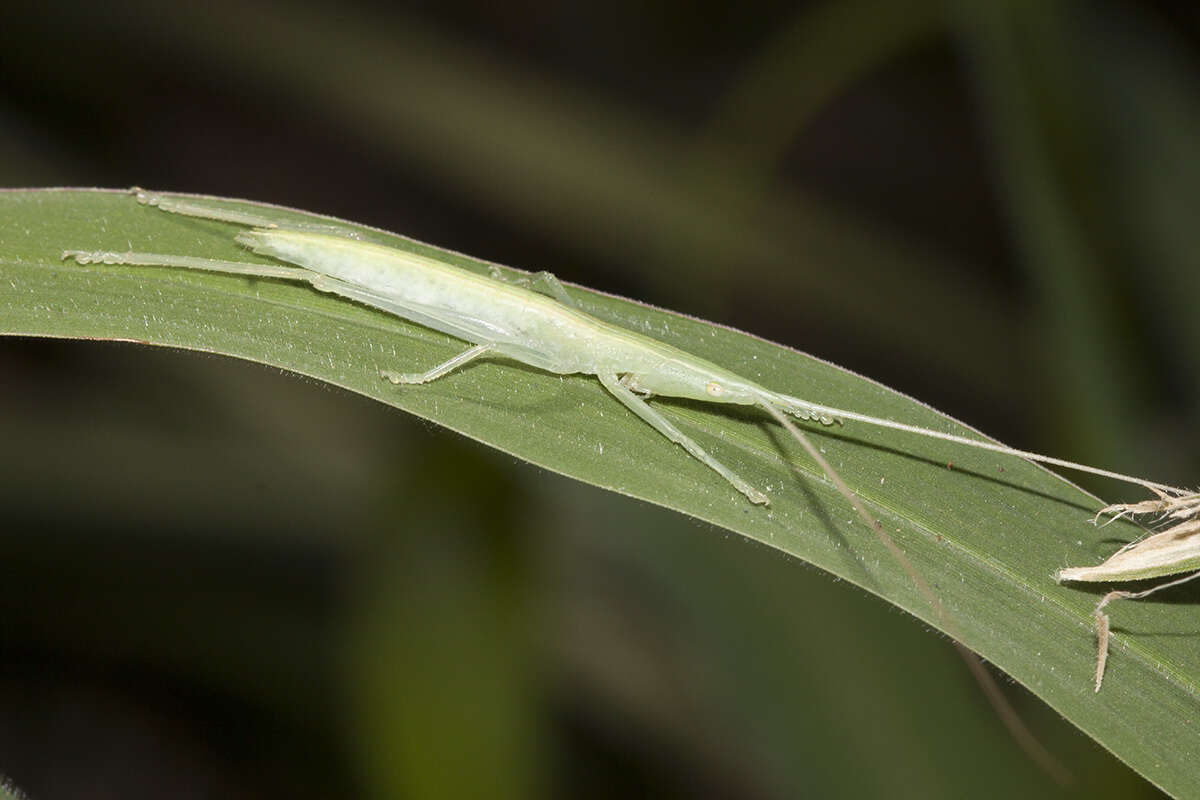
[[235, 225, 854, 508]]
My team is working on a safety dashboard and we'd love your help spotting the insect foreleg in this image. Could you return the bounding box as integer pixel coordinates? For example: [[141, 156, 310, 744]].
[[381, 342, 497, 385], [597, 372, 768, 505]]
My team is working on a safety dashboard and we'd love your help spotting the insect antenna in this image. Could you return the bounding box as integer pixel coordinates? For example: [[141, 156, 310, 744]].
[[765, 392, 1182, 496], [756, 397, 1072, 785]]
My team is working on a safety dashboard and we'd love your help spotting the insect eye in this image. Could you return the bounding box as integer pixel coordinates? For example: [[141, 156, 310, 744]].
[[706, 382, 724, 397]]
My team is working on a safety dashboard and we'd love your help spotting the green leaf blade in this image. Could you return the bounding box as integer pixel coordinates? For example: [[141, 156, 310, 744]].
[[3, 188, 1196, 795]]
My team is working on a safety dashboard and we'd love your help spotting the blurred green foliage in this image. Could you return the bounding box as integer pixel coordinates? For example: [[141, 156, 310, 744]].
[[0, 0, 1196, 798]]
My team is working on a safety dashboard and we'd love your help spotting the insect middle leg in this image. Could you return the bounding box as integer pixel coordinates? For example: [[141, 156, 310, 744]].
[[487, 266, 576, 308], [597, 372, 768, 505], [288, 274, 505, 384], [381, 343, 496, 385]]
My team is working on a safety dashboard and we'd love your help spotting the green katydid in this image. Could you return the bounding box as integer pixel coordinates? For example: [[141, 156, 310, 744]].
[[62, 188, 1197, 694]]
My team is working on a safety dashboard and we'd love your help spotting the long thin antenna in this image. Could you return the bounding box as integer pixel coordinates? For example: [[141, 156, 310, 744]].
[[758, 399, 1073, 786], [773, 394, 1185, 495]]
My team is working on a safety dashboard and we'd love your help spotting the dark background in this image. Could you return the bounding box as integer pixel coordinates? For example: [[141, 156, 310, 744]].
[[1, 0, 1198, 797]]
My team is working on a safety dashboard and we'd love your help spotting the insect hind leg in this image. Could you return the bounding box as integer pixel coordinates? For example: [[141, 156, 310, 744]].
[[133, 188, 367, 240], [61, 249, 319, 282], [132, 187, 283, 229]]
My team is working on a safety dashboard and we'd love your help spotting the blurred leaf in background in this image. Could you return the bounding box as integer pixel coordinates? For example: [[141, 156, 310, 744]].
[[0, 0, 1197, 798]]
